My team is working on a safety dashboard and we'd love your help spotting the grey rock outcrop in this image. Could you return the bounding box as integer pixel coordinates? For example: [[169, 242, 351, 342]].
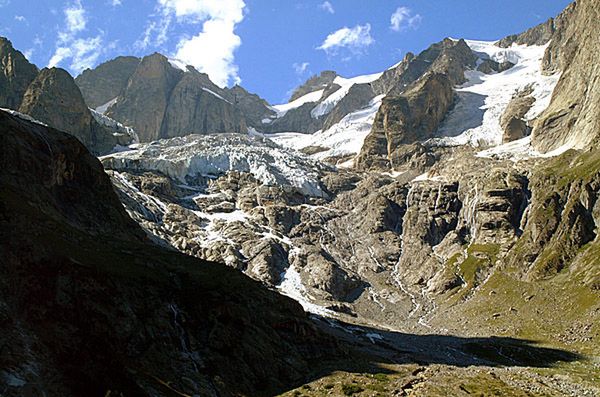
[[355, 38, 479, 171], [356, 73, 454, 169], [102, 53, 272, 141], [0, 37, 38, 109], [500, 86, 536, 143], [18, 67, 130, 155], [289, 70, 337, 102], [19, 68, 96, 147], [476, 59, 514, 74], [497, 17, 557, 48], [106, 53, 183, 142], [264, 102, 324, 134], [75, 56, 140, 109], [505, 151, 599, 280], [532, 0, 600, 153], [226, 84, 276, 128], [375, 38, 477, 97], [160, 69, 247, 138]]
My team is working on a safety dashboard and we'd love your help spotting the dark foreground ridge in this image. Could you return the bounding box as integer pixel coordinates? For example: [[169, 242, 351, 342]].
[[0, 110, 340, 397]]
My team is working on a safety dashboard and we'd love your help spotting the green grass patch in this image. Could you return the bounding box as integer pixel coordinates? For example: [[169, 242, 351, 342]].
[[341, 383, 364, 395]]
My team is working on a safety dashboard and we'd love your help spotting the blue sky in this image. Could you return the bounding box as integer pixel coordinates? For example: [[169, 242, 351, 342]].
[[0, 0, 571, 104]]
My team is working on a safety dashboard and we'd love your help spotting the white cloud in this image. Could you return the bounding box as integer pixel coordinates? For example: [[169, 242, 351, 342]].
[[65, 0, 86, 34], [111, 0, 122, 5], [174, 18, 242, 86], [135, 16, 171, 50], [70, 36, 103, 71], [48, 0, 105, 74], [48, 47, 72, 68], [317, 23, 374, 55], [23, 48, 34, 60], [0, 0, 10, 7], [319, 1, 334, 14], [14, 15, 26, 22], [143, 0, 246, 87], [390, 6, 422, 32], [293, 62, 310, 75]]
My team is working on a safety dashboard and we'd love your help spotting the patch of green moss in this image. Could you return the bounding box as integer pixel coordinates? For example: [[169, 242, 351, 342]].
[[539, 149, 600, 189], [341, 383, 364, 395], [447, 244, 500, 301]]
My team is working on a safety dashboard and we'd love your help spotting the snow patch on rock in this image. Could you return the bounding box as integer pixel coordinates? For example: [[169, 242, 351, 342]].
[[95, 97, 118, 115], [278, 266, 336, 317], [168, 58, 189, 72], [476, 136, 576, 161], [202, 87, 231, 104]]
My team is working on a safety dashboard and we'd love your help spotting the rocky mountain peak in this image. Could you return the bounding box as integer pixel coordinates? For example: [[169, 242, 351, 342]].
[[105, 52, 183, 141], [0, 36, 38, 110], [289, 70, 338, 102], [19, 67, 95, 147], [75, 55, 140, 109], [17, 67, 136, 155]]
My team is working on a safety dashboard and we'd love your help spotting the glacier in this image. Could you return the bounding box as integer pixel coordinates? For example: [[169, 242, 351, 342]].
[[101, 133, 330, 197]]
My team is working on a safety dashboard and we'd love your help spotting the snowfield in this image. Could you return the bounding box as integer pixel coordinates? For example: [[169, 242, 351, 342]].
[[310, 72, 383, 119], [432, 40, 560, 147], [268, 89, 324, 119], [101, 134, 329, 197], [265, 40, 561, 163], [269, 95, 384, 163]]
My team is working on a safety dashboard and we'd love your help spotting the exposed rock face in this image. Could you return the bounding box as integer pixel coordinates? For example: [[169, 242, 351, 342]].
[[226, 84, 275, 128], [0, 37, 38, 109], [290, 70, 337, 102], [541, 2, 577, 74], [106, 53, 183, 142], [0, 109, 340, 397], [19, 68, 95, 147], [102, 54, 269, 141], [426, 39, 478, 85], [160, 69, 246, 138], [497, 18, 557, 48], [532, 0, 600, 153], [75, 56, 140, 109], [18, 67, 130, 155], [376, 38, 477, 97], [354, 38, 479, 171], [265, 102, 325, 134], [476, 59, 514, 74], [506, 151, 599, 280], [500, 86, 536, 143], [357, 73, 454, 169]]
